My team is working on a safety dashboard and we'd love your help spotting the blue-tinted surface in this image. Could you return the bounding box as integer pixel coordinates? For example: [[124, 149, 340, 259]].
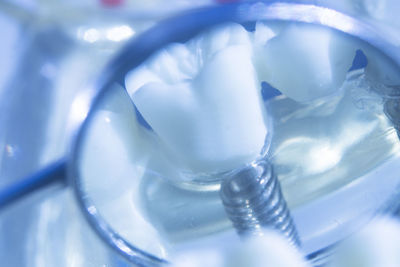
[[135, 105, 153, 130], [348, 49, 368, 71], [0, 27, 72, 267], [261, 81, 282, 100]]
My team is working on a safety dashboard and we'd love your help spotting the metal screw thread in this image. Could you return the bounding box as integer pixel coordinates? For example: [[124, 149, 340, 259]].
[[384, 99, 400, 139], [220, 159, 300, 247]]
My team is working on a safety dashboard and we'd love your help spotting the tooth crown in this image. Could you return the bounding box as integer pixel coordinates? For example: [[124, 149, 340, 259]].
[[125, 22, 356, 173], [126, 23, 268, 173], [255, 23, 356, 103]]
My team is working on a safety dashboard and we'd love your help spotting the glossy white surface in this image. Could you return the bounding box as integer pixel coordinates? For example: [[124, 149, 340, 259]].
[[126, 23, 268, 174], [255, 23, 356, 103]]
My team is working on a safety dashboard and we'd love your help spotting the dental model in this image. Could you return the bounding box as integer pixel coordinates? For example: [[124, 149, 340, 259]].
[[125, 22, 356, 175]]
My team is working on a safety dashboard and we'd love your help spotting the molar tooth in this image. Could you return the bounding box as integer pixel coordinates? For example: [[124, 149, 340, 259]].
[[126, 23, 268, 173], [196, 23, 252, 61], [149, 44, 194, 84]]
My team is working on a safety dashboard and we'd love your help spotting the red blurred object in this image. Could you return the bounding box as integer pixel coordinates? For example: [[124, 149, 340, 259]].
[[101, 0, 124, 7]]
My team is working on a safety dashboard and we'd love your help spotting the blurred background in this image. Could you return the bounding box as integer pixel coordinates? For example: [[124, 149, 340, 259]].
[[1, 0, 400, 266]]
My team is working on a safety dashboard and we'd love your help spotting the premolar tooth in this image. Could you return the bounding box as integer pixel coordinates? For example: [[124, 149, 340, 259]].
[[255, 23, 356, 103]]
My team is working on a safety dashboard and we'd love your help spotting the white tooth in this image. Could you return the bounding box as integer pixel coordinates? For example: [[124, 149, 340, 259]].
[[256, 23, 356, 103], [149, 44, 195, 84], [131, 81, 197, 157], [126, 43, 196, 94], [167, 43, 198, 79], [126, 23, 268, 173], [80, 88, 168, 259], [190, 45, 267, 172], [81, 86, 152, 201], [123, 65, 161, 95], [197, 23, 253, 59], [253, 22, 277, 46]]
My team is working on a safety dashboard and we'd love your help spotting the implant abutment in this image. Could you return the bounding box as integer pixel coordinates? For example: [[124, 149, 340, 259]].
[[220, 159, 301, 247]]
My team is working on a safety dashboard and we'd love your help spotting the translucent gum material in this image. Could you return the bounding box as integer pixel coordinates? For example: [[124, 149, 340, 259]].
[[269, 71, 400, 206], [364, 46, 400, 86]]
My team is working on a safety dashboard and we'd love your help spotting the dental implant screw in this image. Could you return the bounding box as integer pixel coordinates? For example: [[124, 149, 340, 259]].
[[220, 159, 300, 247], [384, 99, 400, 139]]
